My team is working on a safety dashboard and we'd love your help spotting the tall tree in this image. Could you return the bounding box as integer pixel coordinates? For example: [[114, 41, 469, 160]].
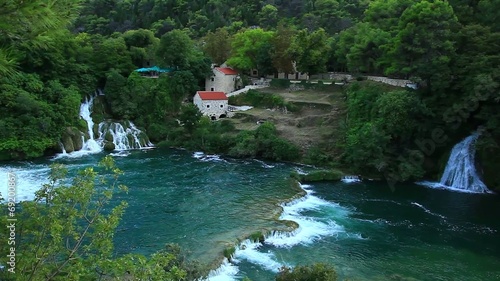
[[288, 28, 332, 75], [227, 28, 274, 73], [203, 28, 232, 65], [385, 0, 459, 92], [156, 29, 196, 69], [270, 24, 296, 75]]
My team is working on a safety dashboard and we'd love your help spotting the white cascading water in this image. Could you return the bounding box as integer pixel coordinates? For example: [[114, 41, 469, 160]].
[[439, 133, 489, 193], [79, 95, 103, 153], [341, 175, 361, 183], [58, 93, 153, 158], [98, 121, 153, 150]]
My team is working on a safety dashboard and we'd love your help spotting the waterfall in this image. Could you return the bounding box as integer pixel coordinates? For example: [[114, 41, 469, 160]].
[[57, 92, 153, 158], [79, 95, 103, 153], [98, 121, 154, 150], [58, 142, 67, 155], [439, 133, 489, 193], [341, 175, 361, 183]]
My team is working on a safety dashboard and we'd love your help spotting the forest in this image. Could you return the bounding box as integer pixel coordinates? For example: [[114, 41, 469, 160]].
[[1, 0, 498, 188]]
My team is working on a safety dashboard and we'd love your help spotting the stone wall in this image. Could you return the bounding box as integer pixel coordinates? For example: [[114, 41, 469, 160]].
[[205, 69, 237, 94], [366, 76, 413, 88], [193, 94, 228, 120]]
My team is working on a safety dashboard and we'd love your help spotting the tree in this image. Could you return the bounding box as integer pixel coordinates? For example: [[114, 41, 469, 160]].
[[288, 28, 332, 75], [385, 0, 459, 92], [227, 28, 275, 73], [0, 0, 83, 76], [203, 28, 232, 65], [156, 29, 196, 69], [270, 24, 296, 75], [336, 23, 391, 74], [258, 4, 279, 29]]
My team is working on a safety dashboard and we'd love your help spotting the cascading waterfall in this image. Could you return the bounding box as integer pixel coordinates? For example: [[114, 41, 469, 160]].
[[439, 133, 489, 193], [79, 95, 103, 153], [58, 93, 153, 157], [98, 121, 153, 150]]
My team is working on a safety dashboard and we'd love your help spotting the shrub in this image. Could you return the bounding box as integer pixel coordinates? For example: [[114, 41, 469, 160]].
[[270, 78, 291, 88]]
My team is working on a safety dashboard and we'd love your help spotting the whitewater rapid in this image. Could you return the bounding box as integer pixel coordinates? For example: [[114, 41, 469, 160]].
[[206, 183, 361, 281]]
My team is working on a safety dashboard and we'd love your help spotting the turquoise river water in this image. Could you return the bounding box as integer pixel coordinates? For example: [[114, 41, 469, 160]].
[[1, 147, 499, 281]]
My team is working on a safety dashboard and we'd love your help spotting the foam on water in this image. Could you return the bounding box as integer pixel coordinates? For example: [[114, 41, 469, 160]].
[[0, 165, 50, 202], [110, 151, 131, 157], [341, 175, 361, 183], [265, 184, 348, 248], [206, 183, 353, 279], [233, 240, 286, 273], [205, 258, 239, 281], [416, 181, 494, 194], [192, 152, 227, 163], [411, 202, 447, 219], [254, 159, 275, 169]]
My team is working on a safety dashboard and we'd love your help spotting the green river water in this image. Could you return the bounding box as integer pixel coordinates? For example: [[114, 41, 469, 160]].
[[1, 147, 499, 281]]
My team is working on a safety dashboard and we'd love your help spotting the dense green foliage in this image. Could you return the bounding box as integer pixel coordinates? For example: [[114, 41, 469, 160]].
[[0, 0, 498, 178], [341, 82, 429, 181]]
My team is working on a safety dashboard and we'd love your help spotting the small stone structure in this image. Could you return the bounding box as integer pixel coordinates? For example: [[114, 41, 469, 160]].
[[193, 91, 229, 120]]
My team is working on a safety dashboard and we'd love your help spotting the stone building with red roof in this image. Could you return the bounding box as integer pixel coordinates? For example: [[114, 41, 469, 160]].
[[205, 66, 239, 94], [193, 91, 229, 120]]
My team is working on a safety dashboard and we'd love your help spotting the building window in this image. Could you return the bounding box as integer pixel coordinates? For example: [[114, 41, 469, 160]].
[[220, 104, 223, 108], [211, 87, 214, 91], [206, 104, 210, 108], [232, 78, 235, 81], [211, 77, 214, 82]]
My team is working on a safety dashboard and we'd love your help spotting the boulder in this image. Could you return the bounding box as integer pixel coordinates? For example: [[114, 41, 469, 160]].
[[103, 142, 115, 151], [61, 134, 75, 153], [72, 131, 85, 151]]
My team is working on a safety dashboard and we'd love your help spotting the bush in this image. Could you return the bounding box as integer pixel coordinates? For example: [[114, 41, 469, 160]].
[[276, 263, 337, 281], [270, 78, 291, 88], [228, 122, 301, 161]]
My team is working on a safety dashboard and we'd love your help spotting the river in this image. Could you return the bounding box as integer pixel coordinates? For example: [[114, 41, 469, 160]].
[[1, 147, 499, 281]]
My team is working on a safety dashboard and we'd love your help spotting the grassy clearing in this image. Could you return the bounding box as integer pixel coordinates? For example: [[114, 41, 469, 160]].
[[227, 86, 346, 157]]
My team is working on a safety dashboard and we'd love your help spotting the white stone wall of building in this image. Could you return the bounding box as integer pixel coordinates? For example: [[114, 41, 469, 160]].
[[205, 70, 236, 94], [193, 94, 228, 120]]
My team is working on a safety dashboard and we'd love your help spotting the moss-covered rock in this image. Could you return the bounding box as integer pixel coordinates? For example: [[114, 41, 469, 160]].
[[248, 231, 265, 243], [223, 246, 236, 261], [61, 128, 76, 153], [71, 131, 85, 151], [105, 131, 114, 142], [103, 142, 116, 151]]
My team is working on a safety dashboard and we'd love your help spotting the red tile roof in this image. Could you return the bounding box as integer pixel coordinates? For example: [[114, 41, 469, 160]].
[[197, 91, 228, 100], [215, 67, 238, 75]]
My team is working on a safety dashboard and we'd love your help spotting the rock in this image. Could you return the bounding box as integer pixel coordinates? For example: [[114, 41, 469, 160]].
[[72, 131, 85, 151], [103, 142, 115, 151], [93, 124, 100, 139], [61, 134, 75, 153], [105, 131, 114, 142]]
